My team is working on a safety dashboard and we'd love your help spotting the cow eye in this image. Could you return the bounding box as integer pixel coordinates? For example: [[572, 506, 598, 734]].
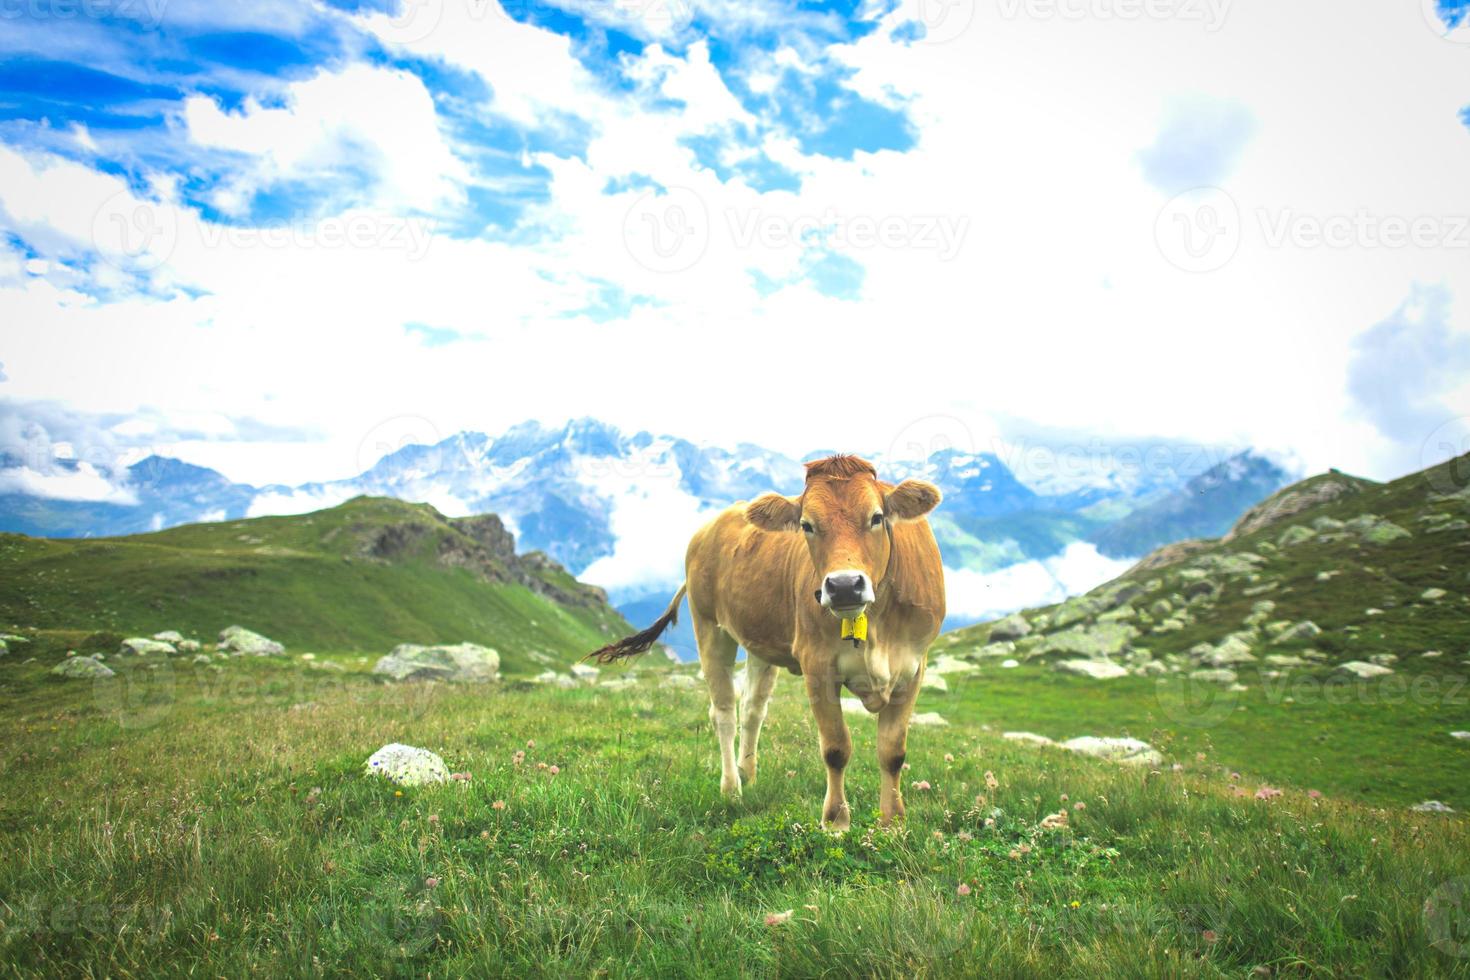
[[800, 520, 815, 534], [870, 513, 884, 527]]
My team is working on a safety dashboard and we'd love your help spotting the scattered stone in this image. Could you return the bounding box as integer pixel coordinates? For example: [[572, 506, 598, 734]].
[[1277, 525, 1317, 548], [1242, 581, 1280, 597], [120, 637, 175, 656], [1055, 659, 1129, 680], [1410, 800, 1456, 813], [218, 625, 286, 657], [1312, 516, 1346, 532], [659, 673, 700, 690], [988, 613, 1032, 642], [1365, 608, 1384, 617], [1000, 659, 1019, 668], [1059, 736, 1163, 767], [1264, 654, 1308, 668], [1448, 731, 1469, 741], [841, 697, 867, 715], [972, 641, 1016, 659], [1228, 683, 1249, 693], [373, 643, 500, 683], [1369, 653, 1398, 667], [910, 712, 949, 726], [176, 639, 201, 654], [569, 663, 600, 683], [1133, 661, 1167, 676], [1003, 731, 1055, 746], [600, 676, 636, 692], [1361, 521, 1411, 545], [1271, 621, 1322, 645], [1148, 598, 1173, 617], [1422, 650, 1443, 659], [1201, 634, 1258, 667], [1421, 587, 1448, 601], [364, 744, 449, 787], [1338, 661, 1393, 679], [928, 655, 980, 676], [1189, 668, 1238, 684], [152, 630, 184, 643], [1243, 600, 1276, 628], [51, 655, 113, 679], [1316, 570, 1341, 582], [921, 671, 949, 692], [1038, 622, 1138, 659], [192, 654, 213, 665]]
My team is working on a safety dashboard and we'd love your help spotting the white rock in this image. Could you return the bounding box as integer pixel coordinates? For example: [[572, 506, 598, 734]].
[[1338, 660, 1393, 679], [1000, 659, 1019, 668], [1422, 650, 1443, 659], [1059, 736, 1163, 767], [921, 672, 949, 692], [1450, 731, 1470, 741], [1421, 587, 1448, 601], [570, 663, 600, 683], [152, 630, 184, 643], [1002, 731, 1055, 746], [910, 712, 949, 726], [51, 655, 114, 679], [364, 744, 449, 787], [1055, 660, 1129, 680], [841, 698, 867, 715], [218, 625, 285, 656], [928, 655, 980, 675], [1411, 800, 1455, 813], [373, 643, 499, 682], [660, 673, 700, 690], [120, 637, 175, 656]]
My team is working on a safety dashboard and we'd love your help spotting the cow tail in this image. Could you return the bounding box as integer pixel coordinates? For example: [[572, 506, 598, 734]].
[[585, 583, 688, 665]]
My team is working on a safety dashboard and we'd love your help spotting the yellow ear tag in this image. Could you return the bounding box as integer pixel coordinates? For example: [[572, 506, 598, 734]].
[[840, 612, 868, 643]]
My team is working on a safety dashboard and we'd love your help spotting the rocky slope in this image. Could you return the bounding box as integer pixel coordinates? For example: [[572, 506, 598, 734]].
[[0, 497, 630, 674], [936, 453, 1470, 689]]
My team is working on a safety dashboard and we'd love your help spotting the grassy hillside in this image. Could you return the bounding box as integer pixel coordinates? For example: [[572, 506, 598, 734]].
[[0, 497, 631, 674], [1, 637, 1467, 977], [935, 454, 1470, 809]]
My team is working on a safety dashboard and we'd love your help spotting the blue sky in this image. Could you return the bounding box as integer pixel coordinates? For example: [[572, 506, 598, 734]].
[[1, 0, 1469, 492]]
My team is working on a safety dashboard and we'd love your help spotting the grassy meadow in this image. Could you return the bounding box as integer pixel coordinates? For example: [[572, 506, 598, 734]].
[[1, 630, 1468, 978]]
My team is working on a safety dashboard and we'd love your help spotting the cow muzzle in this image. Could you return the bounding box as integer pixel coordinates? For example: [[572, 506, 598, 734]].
[[818, 570, 875, 613]]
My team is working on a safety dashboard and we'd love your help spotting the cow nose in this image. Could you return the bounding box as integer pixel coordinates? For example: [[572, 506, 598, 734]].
[[824, 572, 866, 606]]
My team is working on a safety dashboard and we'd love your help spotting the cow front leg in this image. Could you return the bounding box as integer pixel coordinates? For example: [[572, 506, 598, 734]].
[[804, 666, 852, 832], [877, 672, 920, 827], [738, 655, 779, 786], [695, 619, 742, 798]]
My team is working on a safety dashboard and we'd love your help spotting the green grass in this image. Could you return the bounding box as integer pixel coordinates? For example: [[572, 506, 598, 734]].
[[0, 497, 630, 675], [1, 633, 1468, 978]]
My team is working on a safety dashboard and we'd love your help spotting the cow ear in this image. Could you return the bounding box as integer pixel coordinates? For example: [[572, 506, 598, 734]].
[[885, 479, 941, 521], [746, 493, 802, 532]]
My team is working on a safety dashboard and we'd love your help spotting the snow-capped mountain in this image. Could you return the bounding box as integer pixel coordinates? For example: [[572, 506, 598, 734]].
[[0, 417, 1294, 658]]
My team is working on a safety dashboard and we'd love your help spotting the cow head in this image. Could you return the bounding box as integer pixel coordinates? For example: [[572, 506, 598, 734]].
[[746, 455, 940, 616]]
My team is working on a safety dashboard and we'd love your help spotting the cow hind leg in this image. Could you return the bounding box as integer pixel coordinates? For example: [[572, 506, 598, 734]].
[[738, 655, 779, 786], [694, 618, 742, 798]]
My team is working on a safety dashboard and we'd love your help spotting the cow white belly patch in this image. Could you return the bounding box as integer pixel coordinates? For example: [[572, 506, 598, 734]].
[[836, 644, 920, 712]]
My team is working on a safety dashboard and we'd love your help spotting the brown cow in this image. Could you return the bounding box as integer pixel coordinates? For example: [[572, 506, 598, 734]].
[[588, 455, 945, 830]]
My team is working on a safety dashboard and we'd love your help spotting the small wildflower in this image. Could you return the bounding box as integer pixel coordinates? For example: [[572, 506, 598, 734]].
[[932, 830, 945, 841], [427, 813, 440, 826], [537, 761, 548, 770], [548, 765, 560, 776], [1070, 900, 1080, 909], [1018, 843, 1032, 855], [984, 817, 996, 829], [394, 790, 403, 798], [1059, 793, 1068, 802], [1073, 801, 1086, 811], [902, 762, 911, 770], [957, 830, 973, 842], [492, 800, 506, 810], [956, 883, 972, 896], [1008, 849, 1020, 860], [1308, 789, 1322, 799], [527, 740, 536, 748], [1202, 929, 1219, 944], [1229, 772, 1241, 782], [1040, 810, 1068, 830], [913, 780, 932, 791], [513, 750, 526, 765], [1255, 785, 1282, 800], [984, 771, 998, 791], [764, 910, 793, 926], [425, 876, 439, 889], [480, 830, 490, 839], [785, 770, 796, 779], [944, 753, 955, 763], [451, 772, 472, 781]]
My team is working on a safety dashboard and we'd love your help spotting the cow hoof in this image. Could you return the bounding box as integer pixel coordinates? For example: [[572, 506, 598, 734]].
[[721, 778, 743, 799], [738, 760, 757, 785], [822, 804, 851, 833]]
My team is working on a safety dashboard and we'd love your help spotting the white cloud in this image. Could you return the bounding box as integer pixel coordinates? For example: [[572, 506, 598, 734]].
[[0, 463, 137, 504], [943, 543, 1135, 622]]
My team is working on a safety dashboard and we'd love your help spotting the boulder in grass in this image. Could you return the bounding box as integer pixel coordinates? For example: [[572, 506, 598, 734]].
[[52, 655, 114, 679], [120, 637, 175, 656], [372, 643, 499, 683], [1055, 660, 1129, 680], [1003, 731, 1055, 746], [569, 663, 600, 683], [152, 630, 185, 643], [921, 671, 949, 692], [176, 639, 201, 654], [910, 712, 949, 727], [1339, 660, 1393, 679], [364, 743, 449, 787], [1060, 736, 1163, 767], [987, 613, 1032, 642], [1411, 800, 1455, 814], [218, 625, 285, 657]]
